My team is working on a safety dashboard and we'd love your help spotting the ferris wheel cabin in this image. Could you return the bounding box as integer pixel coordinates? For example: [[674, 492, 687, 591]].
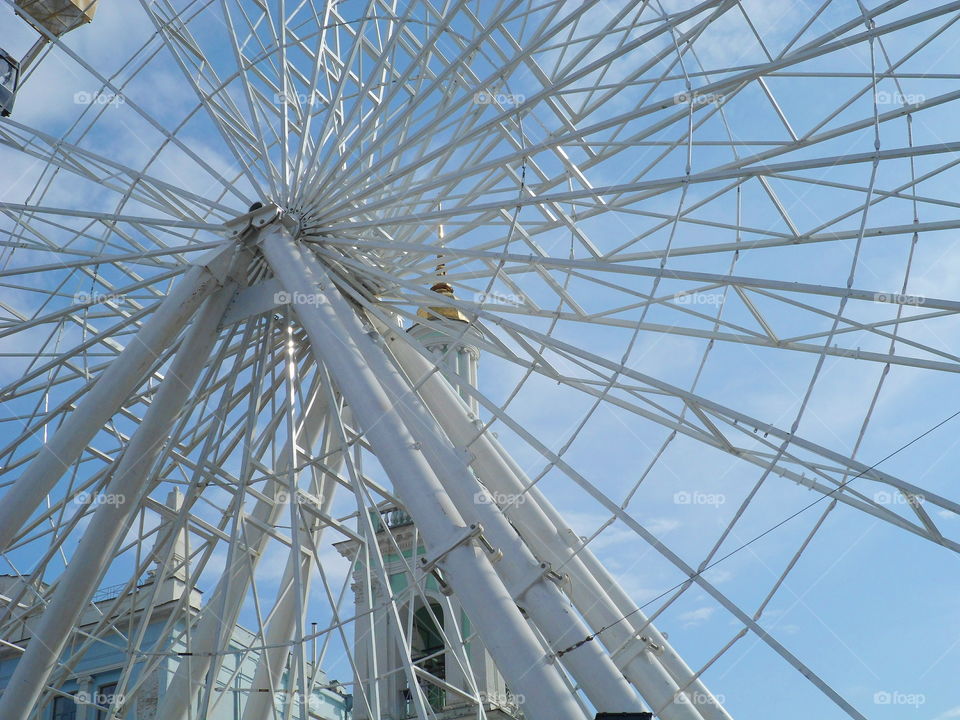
[[14, 0, 98, 37], [0, 50, 18, 117], [1, 1, 98, 117]]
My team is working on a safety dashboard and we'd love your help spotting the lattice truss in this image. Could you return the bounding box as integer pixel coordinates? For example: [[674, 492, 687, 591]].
[[0, 1, 958, 719]]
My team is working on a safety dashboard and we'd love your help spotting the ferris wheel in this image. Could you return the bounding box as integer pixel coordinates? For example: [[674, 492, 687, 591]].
[[1, 1, 959, 719]]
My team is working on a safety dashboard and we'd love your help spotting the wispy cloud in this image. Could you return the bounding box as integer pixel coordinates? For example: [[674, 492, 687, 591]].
[[678, 606, 715, 628]]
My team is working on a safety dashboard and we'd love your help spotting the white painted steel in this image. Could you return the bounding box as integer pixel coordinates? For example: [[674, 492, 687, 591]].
[[240, 419, 343, 720], [0, 281, 237, 720], [259, 224, 588, 720], [154, 376, 334, 720], [375, 325, 645, 713], [381, 320, 718, 720], [3, 2, 960, 718], [0, 249, 233, 552]]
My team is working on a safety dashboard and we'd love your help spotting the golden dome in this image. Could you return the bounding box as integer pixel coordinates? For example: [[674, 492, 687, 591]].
[[417, 280, 469, 322]]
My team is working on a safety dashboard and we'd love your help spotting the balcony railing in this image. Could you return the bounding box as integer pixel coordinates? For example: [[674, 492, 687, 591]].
[[370, 507, 414, 532]]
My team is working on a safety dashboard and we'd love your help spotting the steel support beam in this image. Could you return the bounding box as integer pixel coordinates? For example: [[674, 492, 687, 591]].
[[155, 380, 332, 720], [0, 281, 236, 720], [0, 244, 236, 552], [259, 223, 588, 720], [381, 322, 730, 720], [372, 329, 645, 711], [240, 424, 343, 720]]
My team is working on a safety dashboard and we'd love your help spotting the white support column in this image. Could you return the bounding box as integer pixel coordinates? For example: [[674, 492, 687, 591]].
[[493, 409, 725, 718], [382, 323, 729, 720], [240, 425, 343, 720], [369, 336, 643, 711], [0, 281, 237, 720], [494, 444, 731, 720], [259, 224, 588, 720], [0, 244, 237, 552], [156, 377, 332, 720]]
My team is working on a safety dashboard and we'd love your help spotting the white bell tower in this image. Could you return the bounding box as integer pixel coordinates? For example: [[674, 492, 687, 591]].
[[407, 274, 480, 415]]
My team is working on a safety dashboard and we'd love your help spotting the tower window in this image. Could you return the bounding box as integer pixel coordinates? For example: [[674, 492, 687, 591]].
[[96, 682, 118, 719], [407, 602, 445, 712], [51, 694, 77, 720]]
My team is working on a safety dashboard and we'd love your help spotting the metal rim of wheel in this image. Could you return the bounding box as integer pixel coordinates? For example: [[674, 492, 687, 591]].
[[0, 2, 958, 719]]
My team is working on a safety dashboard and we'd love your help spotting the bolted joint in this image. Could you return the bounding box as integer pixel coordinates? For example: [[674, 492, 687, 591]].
[[510, 560, 565, 605], [223, 202, 282, 239], [223, 202, 302, 240], [418, 523, 501, 575], [419, 564, 454, 596]]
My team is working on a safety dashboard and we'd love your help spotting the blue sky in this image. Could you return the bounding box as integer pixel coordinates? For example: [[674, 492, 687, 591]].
[[1, 1, 960, 719]]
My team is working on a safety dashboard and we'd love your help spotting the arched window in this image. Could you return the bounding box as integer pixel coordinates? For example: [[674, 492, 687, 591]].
[[406, 601, 445, 712]]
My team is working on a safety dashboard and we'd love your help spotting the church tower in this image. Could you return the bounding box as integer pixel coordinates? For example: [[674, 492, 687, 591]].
[[407, 260, 480, 414]]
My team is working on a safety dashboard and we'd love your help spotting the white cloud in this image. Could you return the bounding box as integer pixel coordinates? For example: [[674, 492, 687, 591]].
[[678, 605, 715, 628]]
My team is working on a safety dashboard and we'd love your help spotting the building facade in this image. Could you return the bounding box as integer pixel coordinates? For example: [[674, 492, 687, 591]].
[[335, 509, 521, 720], [0, 490, 351, 720]]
